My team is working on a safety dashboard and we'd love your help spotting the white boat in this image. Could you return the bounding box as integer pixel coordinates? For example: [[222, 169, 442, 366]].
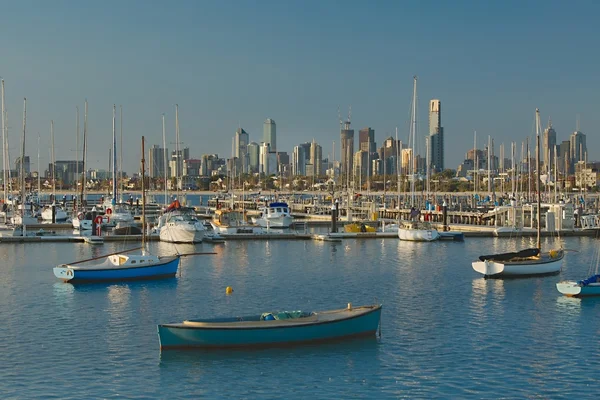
[[251, 202, 293, 228], [397, 77, 439, 242], [398, 220, 440, 242], [156, 201, 205, 243], [472, 109, 564, 277], [557, 276, 600, 297], [99, 201, 134, 227], [41, 203, 68, 221], [210, 209, 263, 235]]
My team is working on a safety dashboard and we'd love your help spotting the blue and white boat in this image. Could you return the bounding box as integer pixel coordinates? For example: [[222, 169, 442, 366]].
[[557, 275, 600, 297], [158, 303, 382, 350], [53, 253, 180, 283], [251, 202, 293, 228]]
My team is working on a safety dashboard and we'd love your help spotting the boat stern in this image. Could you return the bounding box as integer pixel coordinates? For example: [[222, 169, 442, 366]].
[[556, 281, 582, 297], [472, 260, 504, 276], [53, 265, 74, 282]]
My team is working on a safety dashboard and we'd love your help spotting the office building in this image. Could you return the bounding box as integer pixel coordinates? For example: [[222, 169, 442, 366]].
[[149, 145, 169, 178], [263, 118, 276, 153], [359, 127, 376, 153], [429, 99, 444, 172], [543, 121, 557, 172]]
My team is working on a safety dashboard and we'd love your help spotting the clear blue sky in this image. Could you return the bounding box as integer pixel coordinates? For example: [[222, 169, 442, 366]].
[[1, 0, 598, 174]]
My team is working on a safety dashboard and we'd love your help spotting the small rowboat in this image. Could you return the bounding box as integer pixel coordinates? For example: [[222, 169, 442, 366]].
[[158, 303, 382, 350]]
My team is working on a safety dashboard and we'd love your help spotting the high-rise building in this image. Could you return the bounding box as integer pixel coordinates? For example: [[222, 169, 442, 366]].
[[340, 119, 354, 185], [263, 118, 276, 153], [570, 130, 587, 165], [292, 145, 307, 176], [247, 142, 260, 173], [558, 140, 570, 175], [234, 128, 249, 175], [15, 156, 30, 177], [359, 127, 376, 153], [543, 121, 557, 172], [310, 140, 322, 176], [149, 145, 168, 178], [429, 99, 444, 172]]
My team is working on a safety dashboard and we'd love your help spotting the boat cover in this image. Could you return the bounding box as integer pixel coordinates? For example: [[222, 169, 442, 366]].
[[260, 311, 308, 320], [479, 248, 540, 262], [579, 275, 600, 286]]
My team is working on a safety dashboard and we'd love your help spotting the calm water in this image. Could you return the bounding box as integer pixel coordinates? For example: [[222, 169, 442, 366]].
[[1, 235, 599, 399]]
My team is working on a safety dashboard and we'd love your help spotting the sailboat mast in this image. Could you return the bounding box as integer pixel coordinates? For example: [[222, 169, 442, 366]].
[[411, 75, 417, 206], [1, 80, 6, 204], [37, 134, 40, 195], [535, 109, 541, 250], [141, 136, 146, 247], [76, 106, 79, 194], [112, 104, 117, 206], [120, 105, 123, 202], [80, 100, 87, 203], [21, 99, 26, 217], [175, 104, 180, 199], [51, 120, 55, 200], [162, 114, 167, 205]]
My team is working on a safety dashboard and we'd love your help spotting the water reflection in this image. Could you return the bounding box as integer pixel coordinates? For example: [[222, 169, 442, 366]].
[[555, 295, 581, 314]]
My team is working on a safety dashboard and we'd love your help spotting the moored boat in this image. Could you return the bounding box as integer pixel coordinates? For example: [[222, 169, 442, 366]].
[[251, 202, 293, 228], [557, 275, 600, 297], [397, 221, 440, 242], [158, 303, 382, 350], [472, 248, 564, 277]]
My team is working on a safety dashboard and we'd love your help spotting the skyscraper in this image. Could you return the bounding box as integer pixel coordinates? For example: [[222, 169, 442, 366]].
[[543, 121, 556, 171], [234, 128, 249, 174], [359, 127, 376, 153], [340, 119, 354, 186], [570, 130, 587, 165], [247, 142, 259, 173], [263, 118, 276, 153], [310, 139, 322, 176], [292, 145, 307, 176], [428, 99, 444, 172], [148, 144, 168, 178]]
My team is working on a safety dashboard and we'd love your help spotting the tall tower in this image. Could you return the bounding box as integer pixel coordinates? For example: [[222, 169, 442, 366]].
[[310, 139, 322, 176], [234, 128, 249, 174], [340, 111, 354, 186], [359, 127, 375, 153], [570, 130, 587, 164], [247, 142, 259, 173], [263, 118, 276, 153], [543, 120, 556, 172], [428, 99, 444, 172]]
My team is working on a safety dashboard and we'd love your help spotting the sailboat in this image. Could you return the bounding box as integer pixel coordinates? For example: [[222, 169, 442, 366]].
[[11, 98, 38, 229], [472, 109, 564, 277], [99, 105, 134, 227], [397, 76, 440, 242], [155, 105, 205, 243], [41, 120, 68, 221], [53, 133, 180, 283]]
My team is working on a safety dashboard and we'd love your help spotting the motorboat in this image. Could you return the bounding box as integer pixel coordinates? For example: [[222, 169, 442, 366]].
[[251, 202, 293, 228], [155, 201, 205, 243], [210, 209, 263, 235]]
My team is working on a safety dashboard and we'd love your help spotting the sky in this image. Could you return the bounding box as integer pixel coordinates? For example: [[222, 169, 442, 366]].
[[0, 0, 598, 174]]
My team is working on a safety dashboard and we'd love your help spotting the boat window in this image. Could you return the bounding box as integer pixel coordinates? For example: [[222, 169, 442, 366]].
[[140, 260, 145, 263], [276, 208, 282, 213], [283, 208, 288, 213], [270, 208, 275, 213], [131, 260, 136, 264]]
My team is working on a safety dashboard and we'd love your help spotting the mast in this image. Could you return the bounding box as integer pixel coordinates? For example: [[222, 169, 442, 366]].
[[535, 109, 541, 250], [112, 104, 117, 206], [1, 80, 6, 204], [76, 106, 79, 194], [80, 100, 87, 203], [37, 134, 40, 195], [141, 136, 146, 249], [119, 105, 123, 202], [21, 99, 26, 217], [175, 104, 180, 199], [51, 120, 55, 201], [162, 114, 167, 205], [410, 75, 417, 206]]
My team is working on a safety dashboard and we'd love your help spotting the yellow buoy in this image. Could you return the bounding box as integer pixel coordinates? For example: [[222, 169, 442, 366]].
[[225, 286, 233, 295]]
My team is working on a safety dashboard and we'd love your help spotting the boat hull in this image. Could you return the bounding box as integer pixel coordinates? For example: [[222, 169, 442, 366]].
[[53, 256, 180, 283], [472, 256, 563, 277], [557, 281, 600, 297], [252, 215, 293, 228], [159, 225, 204, 243], [158, 304, 382, 350], [398, 228, 440, 242]]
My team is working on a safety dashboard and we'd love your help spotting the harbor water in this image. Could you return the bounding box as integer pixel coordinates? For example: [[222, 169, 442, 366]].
[[1, 236, 599, 398]]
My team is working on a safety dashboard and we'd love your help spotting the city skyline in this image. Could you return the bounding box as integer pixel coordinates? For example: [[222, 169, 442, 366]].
[[0, 1, 597, 174]]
